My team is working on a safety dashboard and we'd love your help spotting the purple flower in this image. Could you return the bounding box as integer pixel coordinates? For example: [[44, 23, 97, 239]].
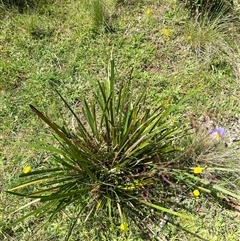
[[209, 126, 225, 140]]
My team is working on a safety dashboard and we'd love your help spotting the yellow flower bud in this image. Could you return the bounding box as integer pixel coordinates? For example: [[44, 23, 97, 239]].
[[23, 166, 31, 174]]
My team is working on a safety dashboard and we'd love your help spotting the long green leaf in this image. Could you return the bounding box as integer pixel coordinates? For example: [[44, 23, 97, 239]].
[[55, 89, 90, 140], [83, 99, 98, 137], [30, 105, 71, 144], [15, 142, 67, 157], [19, 168, 64, 177], [109, 58, 116, 135], [184, 173, 210, 185], [139, 199, 190, 219], [7, 176, 51, 191], [40, 187, 92, 201], [107, 196, 114, 229], [212, 185, 240, 199], [7, 200, 56, 228], [10, 199, 41, 215]]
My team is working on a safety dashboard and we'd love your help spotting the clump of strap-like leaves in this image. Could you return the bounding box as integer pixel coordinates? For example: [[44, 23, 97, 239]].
[[7, 58, 240, 240], [7, 59, 192, 240]]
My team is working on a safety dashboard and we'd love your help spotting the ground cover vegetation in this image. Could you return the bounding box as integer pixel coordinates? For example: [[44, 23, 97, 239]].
[[1, 0, 240, 240]]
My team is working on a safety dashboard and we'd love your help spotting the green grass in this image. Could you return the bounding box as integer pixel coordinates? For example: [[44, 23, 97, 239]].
[[1, 0, 240, 240]]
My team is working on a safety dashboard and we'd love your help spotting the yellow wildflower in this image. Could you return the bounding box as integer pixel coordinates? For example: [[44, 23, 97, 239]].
[[23, 166, 31, 174], [193, 166, 203, 174], [120, 222, 128, 232], [146, 8, 151, 15], [193, 189, 200, 197]]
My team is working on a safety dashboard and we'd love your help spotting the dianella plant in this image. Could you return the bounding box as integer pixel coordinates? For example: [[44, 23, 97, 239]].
[[6, 58, 189, 239], [6, 58, 208, 239]]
